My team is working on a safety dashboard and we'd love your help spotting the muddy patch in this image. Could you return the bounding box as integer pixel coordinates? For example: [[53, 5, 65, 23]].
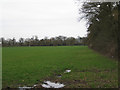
[[42, 81, 65, 88]]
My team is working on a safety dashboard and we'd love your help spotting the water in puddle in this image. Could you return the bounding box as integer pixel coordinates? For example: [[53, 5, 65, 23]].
[[42, 81, 65, 88], [57, 74, 62, 78], [18, 69, 71, 89], [19, 86, 33, 90], [64, 70, 71, 73], [33, 85, 37, 87]]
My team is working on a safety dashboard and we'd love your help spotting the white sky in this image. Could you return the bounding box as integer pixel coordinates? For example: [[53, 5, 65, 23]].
[[0, 0, 87, 40]]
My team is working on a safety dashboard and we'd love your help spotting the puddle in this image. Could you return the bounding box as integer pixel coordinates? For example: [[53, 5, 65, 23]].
[[64, 70, 71, 73], [42, 81, 65, 88], [42, 84, 51, 88], [19, 86, 33, 90], [57, 75, 62, 78], [18, 69, 71, 89], [33, 84, 37, 87], [57, 74, 62, 78]]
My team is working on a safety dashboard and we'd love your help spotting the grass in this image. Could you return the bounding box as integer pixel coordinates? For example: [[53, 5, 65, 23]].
[[2, 46, 118, 88]]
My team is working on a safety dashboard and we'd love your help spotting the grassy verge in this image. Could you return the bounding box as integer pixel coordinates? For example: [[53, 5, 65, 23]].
[[2, 46, 118, 88]]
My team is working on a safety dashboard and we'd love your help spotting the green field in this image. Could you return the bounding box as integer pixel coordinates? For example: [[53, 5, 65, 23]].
[[2, 46, 118, 88]]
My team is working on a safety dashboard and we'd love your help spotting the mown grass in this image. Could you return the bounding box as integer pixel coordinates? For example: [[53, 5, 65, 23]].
[[2, 46, 118, 88]]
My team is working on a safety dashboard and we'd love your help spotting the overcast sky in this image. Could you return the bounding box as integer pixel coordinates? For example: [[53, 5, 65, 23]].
[[0, 0, 87, 40]]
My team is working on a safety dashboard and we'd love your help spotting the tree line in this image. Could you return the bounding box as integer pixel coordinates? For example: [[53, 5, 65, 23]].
[[0, 36, 87, 47], [80, 2, 119, 58]]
